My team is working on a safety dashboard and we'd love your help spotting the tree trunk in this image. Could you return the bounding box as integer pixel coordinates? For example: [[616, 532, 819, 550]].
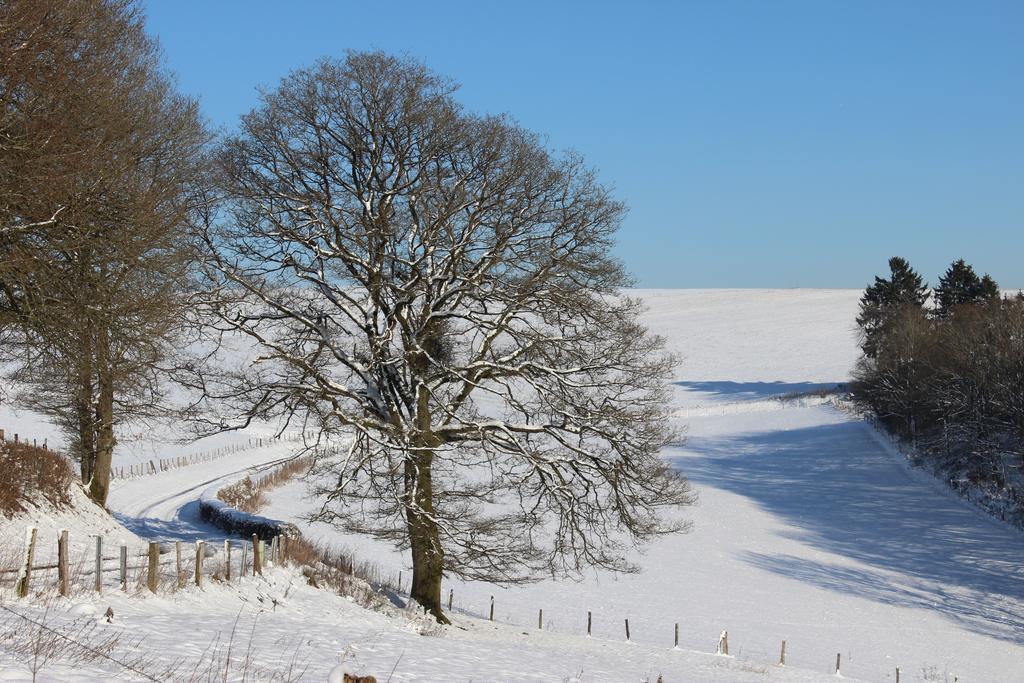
[[405, 380, 449, 623], [405, 442, 448, 622], [87, 329, 115, 506], [75, 333, 95, 483]]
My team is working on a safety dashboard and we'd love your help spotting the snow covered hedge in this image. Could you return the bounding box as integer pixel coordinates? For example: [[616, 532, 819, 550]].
[[198, 484, 300, 540]]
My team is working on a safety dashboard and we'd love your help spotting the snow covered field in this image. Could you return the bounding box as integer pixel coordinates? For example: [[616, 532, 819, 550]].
[[3, 289, 1024, 681]]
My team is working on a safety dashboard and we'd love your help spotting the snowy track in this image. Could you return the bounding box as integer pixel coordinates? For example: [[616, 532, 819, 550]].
[[107, 442, 296, 542]]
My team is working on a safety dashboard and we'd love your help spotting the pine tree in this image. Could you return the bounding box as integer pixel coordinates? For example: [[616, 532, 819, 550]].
[[979, 274, 1000, 302], [934, 259, 999, 317], [856, 256, 928, 358]]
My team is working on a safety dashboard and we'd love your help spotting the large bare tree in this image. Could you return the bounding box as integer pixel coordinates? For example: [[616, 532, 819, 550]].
[[0, 0, 206, 505], [201, 52, 693, 621]]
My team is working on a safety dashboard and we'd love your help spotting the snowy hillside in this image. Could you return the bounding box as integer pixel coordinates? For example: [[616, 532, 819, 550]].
[[3, 289, 1024, 682], [261, 290, 1024, 682]]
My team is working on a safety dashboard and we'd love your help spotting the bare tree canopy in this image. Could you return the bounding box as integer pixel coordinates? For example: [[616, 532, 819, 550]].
[[199, 51, 693, 621], [0, 0, 206, 505]]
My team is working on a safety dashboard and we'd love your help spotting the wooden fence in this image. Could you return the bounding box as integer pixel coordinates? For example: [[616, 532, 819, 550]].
[[431, 585, 913, 680], [109, 435, 298, 481], [3, 527, 289, 598], [0, 427, 298, 482], [0, 428, 52, 451], [1, 525, 918, 680]]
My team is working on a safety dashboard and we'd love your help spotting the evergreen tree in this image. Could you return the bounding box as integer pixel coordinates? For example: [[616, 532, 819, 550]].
[[979, 274, 1001, 302], [934, 259, 999, 317], [857, 256, 929, 358]]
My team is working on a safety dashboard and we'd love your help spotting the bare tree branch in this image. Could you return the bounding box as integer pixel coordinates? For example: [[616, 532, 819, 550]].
[[197, 51, 693, 621]]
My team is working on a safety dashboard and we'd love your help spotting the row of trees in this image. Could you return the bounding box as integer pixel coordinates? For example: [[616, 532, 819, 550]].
[[0, 0, 692, 621], [853, 257, 1023, 488], [0, 0, 205, 504]]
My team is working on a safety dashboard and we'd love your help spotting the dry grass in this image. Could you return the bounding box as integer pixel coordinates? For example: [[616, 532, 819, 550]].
[[285, 535, 400, 609], [0, 440, 73, 517], [217, 456, 313, 514], [216, 477, 265, 514], [187, 453, 403, 617], [217, 456, 403, 603]]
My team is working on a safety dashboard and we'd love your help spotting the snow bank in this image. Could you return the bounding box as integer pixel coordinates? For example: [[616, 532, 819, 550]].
[[0, 482, 138, 548]]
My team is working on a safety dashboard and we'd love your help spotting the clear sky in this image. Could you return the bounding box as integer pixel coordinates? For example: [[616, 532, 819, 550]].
[[142, 1, 1023, 289]]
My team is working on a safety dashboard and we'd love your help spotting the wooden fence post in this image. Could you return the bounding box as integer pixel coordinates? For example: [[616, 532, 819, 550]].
[[194, 541, 204, 588], [15, 527, 37, 598], [224, 540, 232, 581], [56, 530, 69, 597], [94, 536, 103, 593], [240, 542, 248, 578], [779, 640, 786, 666], [538, 608, 543, 629], [674, 623, 679, 649], [489, 595, 494, 621], [147, 542, 159, 593], [895, 666, 900, 683], [252, 534, 261, 576], [835, 653, 841, 675], [175, 541, 183, 587], [587, 611, 592, 636], [625, 618, 630, 641], [119, 544, 127, 591]]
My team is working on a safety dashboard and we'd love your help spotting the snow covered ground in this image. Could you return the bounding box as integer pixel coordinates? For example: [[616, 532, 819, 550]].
[[0, 561, 857, 683], [3, 289, 1024, 681], [261, 290, 1024, 682]]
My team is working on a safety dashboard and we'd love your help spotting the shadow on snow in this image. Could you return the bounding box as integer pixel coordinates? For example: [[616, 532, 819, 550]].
[[666, 395, 1024, 645], [113, 500, 229, 543], [675, 380, 844, 400]]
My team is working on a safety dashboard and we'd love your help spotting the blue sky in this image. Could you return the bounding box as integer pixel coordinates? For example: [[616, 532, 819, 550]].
[[143, 1, 1022, 288]]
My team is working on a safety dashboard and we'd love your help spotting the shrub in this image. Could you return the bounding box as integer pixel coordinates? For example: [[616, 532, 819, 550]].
[[0, 439, 74, 516], [216, 476, 266, 514], [216, 456, 313, 514]]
